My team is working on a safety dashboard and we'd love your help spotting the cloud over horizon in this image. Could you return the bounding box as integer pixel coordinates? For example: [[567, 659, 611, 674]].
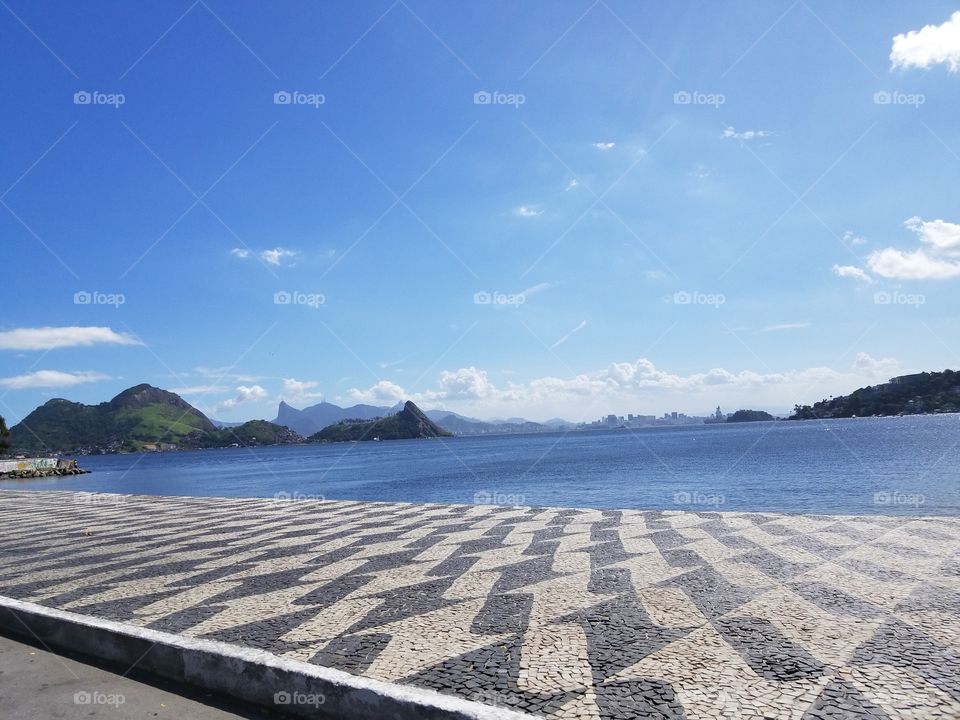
[[0, 327, 142, 351], [0, 370, 110, 390]]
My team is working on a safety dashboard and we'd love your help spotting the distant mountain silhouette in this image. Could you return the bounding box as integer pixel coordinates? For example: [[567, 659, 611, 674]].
[[274, 400, 387, 436], [311, 401, 451, 441]]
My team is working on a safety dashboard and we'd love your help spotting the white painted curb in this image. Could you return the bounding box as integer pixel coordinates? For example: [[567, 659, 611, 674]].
[[0, 596, 534, 720]]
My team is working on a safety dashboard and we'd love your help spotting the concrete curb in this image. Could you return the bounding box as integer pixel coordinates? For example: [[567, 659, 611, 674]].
[[0, 596, 533, 720]]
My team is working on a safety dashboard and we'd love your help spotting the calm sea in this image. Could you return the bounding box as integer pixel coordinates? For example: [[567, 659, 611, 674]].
[[3, 415, 958, 515]]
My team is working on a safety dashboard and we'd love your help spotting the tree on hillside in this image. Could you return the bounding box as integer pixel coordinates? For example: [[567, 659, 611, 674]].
[[0, 415, 9, 453]]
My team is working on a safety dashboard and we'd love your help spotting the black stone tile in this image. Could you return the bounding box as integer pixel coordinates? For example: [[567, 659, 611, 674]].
[[787, 582, 883, 619], [802, 679, 890, 720], [853, 618, 960, 701], [471, 592, 532, 635], [310, 632, 392, 674], [561, 594, 689, 680], [714, 616, 828, 682], [659, 566, 758, 620]]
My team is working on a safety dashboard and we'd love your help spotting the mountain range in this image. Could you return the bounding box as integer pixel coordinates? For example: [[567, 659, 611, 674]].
[[274, 400, 569, 437], [5, 384, 567, 454]]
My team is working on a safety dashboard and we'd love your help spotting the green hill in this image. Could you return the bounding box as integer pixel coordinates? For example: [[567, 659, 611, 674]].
[[790, 370, 960, 419], [9, 384, 217, 453], [727, 409, 775, 423], [311, 401, 451, 442], [196, 420, 304, 447]]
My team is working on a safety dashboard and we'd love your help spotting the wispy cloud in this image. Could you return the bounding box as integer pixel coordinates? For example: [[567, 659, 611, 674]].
[[0, 327, 141, 351], [169, 384, 229, 395], [759, 322, 810, 333], [0, 370, 110, 389], [231, 247, 299, 266], [514, 206, 542, 218], [891, 11, 960, 73], [551, 320, 587, 348], [592, 142, 616, 151], [193, 366, 262, 383], [832, 264, 874, 284], [722, 127, 774, 141], [843, 230, 867, 246]]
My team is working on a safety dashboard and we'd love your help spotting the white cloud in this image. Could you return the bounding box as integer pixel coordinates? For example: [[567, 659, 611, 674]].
[[592, 142, 616, 151], [0, 326, 141, 351], [215, 385, 268, 412], [722, 127, 774, 141], [832, 264, 874, 284], [904, 216, 960, 255], [231, 247, 299, 266], [759, 322, 810, 333], [261, 247, 298, 266], [851, 352, 901, 378], [565, 179, 580, 191], [170, 385, 229, 395], [551, 320, 587, 348], [891, 11, 960, 73], [865, 216, 960, 280], [843, 231, 867, 246], [519, 282, 553, 298], [0, 370, 109, 389], [281, 378, 323, 405], [193, 366, 261, 383], [345, 380, 406, 405], [867, 247, 960, 279], [514, 206, 542, 218]]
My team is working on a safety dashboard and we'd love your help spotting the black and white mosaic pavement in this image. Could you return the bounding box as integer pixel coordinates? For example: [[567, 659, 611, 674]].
[[1, 490, 958, 719]]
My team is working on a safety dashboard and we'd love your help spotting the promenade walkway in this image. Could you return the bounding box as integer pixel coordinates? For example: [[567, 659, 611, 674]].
[[1, 490, 957, 719]]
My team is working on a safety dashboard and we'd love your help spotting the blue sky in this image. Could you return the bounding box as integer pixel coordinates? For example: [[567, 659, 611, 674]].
[[2, 1, 960, 423]]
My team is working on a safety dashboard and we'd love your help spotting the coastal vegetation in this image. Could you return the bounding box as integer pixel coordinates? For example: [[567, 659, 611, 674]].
[[311, 401, 451, 442], [726, 409, 775, 423], [0, 415, 8, 452], [790, 370, 960, 419], [194, 420, 304, 448]]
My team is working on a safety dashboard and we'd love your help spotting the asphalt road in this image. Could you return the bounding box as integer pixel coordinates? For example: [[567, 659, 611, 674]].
[[0, 631, 285, 720]]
